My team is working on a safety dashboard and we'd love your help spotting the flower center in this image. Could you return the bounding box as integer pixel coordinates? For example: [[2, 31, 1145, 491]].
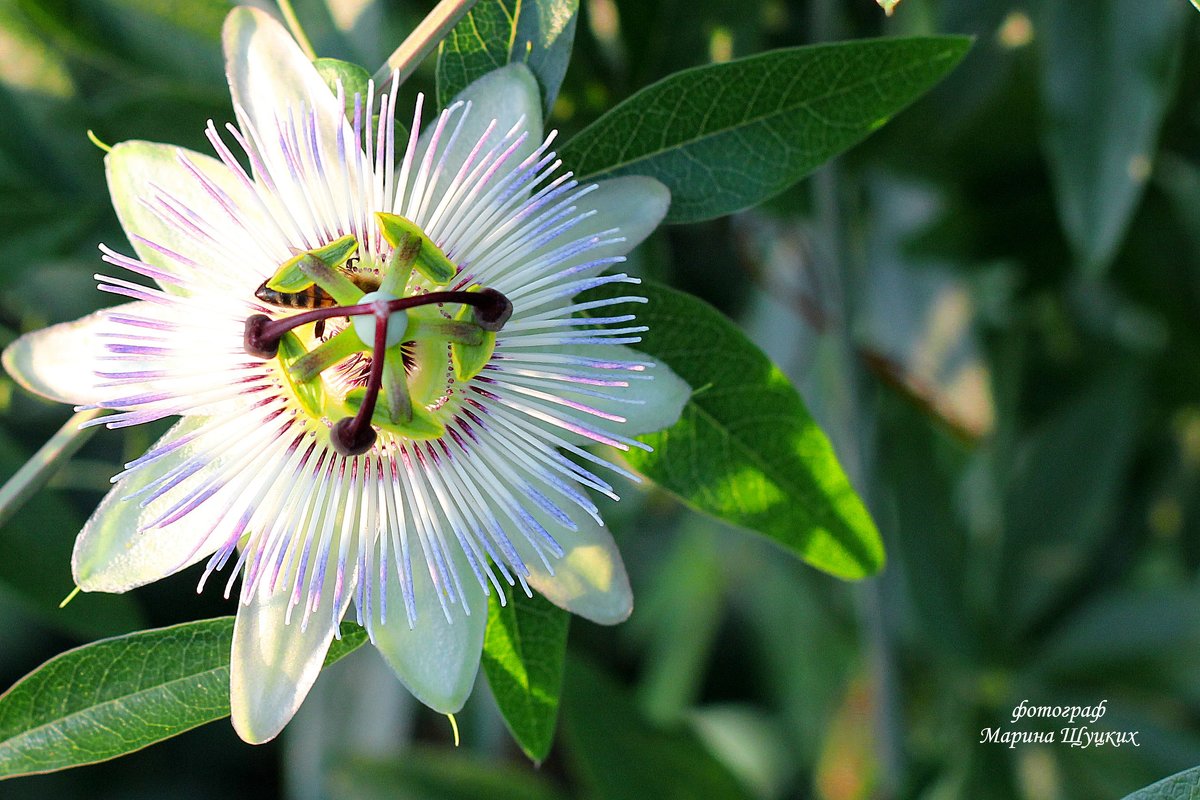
[[242, 213, 513, 456]]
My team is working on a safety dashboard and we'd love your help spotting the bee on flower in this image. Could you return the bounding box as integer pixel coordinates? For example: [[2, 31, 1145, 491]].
[[2, 6, 687, 743]]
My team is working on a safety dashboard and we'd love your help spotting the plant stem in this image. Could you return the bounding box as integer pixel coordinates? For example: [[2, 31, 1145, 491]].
[[277, 0, 318, 60], [0, 408, 103, 529], [371, 0, 481, 86]]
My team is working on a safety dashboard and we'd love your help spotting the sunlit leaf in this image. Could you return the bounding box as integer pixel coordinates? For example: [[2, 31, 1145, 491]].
[[583, 280, 883, 579], [481, 589, 570, 763], [0, 618, 366, 778]]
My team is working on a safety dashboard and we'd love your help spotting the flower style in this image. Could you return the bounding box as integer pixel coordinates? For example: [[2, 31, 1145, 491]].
[[1, 7, 687, 743]]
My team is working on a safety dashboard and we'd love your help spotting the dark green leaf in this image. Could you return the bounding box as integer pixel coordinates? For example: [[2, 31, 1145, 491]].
[[328, 749, 568, 800], [1039, 0, 1184, 275], [583, 280, 883, 579], [878, 395, 973, 654], [559, 36, 971, 223], [1121, 764, 1200, 800], [1036, 587, 1200, 675], [0, 618, 367, 778], [436, 0, 580, 111], [626, 525, 722, 723], [481, 589, 569, 763], [732, 542, 855, 764], [998, 369, 1143, 628], [562, 657, 753, 800]]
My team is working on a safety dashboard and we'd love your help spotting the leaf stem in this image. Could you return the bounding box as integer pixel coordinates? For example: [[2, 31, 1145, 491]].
[[371, 0, 481, 86], [277, 0, 318, 61], [0, 408, 103, 530]]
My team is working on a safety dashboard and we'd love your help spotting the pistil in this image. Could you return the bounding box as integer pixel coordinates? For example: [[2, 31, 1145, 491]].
[[243, 288, 512, 358], [244, 286, 513, 455], [330, 301, 389, 456]]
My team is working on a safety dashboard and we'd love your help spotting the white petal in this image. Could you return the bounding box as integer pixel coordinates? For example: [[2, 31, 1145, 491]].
[[556, 176, 671, 280], [72, 417, 228, 592], [106, 141, 263, 289], [413, 63, 544, 213], [223, 7, 356, 221], [492, 176, 669, 314], [230, 569, 352, 745], [451, 62, 543, 148], [2, 302, 152, 406], [370, 548, 486, 713], [501, 343, 691, 449], [575, 343, 690, 437], [520, 501, 633, 625]]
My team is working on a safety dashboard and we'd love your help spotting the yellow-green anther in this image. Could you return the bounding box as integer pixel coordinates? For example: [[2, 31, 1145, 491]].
[[296, 253, 362, 305], [375, 212, 456, 285], [380, 229, 421, 295], [265, 257, 316, 293], [311, 234, 360, 266], [344, 388, 445, 440], [267, 235, 361, 297], [450, 286, 497, 381], [382, 407, 445, 440], [451, 334, 495, 382], [405, 319, 484, 345], [278, 332, 327, 419], [382, 344, 413, 424], [289, 327, 366, 383], [408, 339, 450, 407]]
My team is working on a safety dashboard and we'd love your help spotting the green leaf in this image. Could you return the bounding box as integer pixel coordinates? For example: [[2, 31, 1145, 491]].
[[1039, 0, 1184, 275], [558, 36, 971, 223], [626, 524, 723, 724], [562, 657, 754, 800], [436, 0, 580, 112], [1036, 587, 1200, 675], [328, 749, 568, 800], [1121, 764, 1200, 800], [998, 369, 1143, 629], [878, 395, 973, 654], [481, 589, 570, 763], [0, 618, 367, 779], [582, 280, 883, 579]]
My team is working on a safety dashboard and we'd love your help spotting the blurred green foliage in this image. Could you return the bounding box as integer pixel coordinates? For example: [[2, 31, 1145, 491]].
[[3, 0, 1200, 798]]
